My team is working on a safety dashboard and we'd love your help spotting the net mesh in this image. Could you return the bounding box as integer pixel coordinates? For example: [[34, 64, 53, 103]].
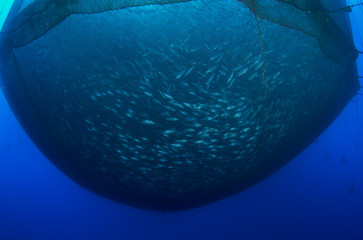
[[238, 0, 358, 66], [0, 0, 359, 66], [5, 0, 192, 48]]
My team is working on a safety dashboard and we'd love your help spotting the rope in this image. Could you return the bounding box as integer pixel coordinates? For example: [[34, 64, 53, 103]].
[[253, 14, 269, 96]]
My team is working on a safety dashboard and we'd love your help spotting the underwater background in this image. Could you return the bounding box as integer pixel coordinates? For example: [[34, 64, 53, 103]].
[[1, 0, 363, 239]]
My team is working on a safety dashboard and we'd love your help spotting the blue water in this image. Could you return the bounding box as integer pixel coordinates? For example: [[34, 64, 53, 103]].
[[1, 1, 363, 240]]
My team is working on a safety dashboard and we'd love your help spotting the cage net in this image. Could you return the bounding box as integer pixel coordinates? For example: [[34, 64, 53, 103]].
[[0, 0, 362, 211]]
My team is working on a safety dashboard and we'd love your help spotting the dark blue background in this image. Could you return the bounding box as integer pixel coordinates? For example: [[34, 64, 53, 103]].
[[1, 2, 363, 240]]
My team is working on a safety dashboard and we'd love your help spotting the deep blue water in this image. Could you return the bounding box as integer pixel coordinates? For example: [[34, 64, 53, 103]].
[[1, 1, 363, 240]]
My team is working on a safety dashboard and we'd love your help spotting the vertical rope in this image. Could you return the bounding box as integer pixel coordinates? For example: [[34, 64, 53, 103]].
[[250, 1, 272, 162], [253, 13, 269, 96]]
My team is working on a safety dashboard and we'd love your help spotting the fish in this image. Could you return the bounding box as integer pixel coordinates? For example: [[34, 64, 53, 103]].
[[1, 0, 358, 213]]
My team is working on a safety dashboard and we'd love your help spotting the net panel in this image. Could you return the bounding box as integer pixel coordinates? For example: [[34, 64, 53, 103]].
[[5, 0, 192, 48], [238, 0, 358, 66], [0, 0, 360, 66]]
